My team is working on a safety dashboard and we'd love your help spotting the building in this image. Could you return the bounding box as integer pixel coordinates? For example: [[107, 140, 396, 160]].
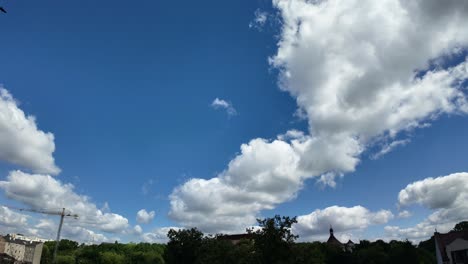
[[0, 236, 6, 254], [8, 234, 48, 243], [217, 234, 253, 245], [435, 230, 468, 264], [326, 226, 356, 252], [4, 237, 26, 262], [0, 234, 44, 264]]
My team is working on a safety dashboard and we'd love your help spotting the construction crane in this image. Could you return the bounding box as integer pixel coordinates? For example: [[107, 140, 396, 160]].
[[3, 205, 78, 263]]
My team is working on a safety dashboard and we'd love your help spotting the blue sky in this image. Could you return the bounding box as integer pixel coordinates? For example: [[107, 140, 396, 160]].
[[0, 0, 467, 243]]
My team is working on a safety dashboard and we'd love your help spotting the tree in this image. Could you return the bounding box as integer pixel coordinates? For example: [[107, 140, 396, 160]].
[[196, 236, 235, 264], [247, 215, 298, 264], [452, 221, 468, 232], [165, 228, 204, 264], [99, 252, 125, 264]]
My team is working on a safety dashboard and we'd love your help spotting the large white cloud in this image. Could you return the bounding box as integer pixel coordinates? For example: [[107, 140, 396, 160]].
[[0, 88, 60, 175], [386, 172, 468, 241], [169, 138, 305, 233], [0, 170, 129, 235], [169, 0, 468, 233], [293, 206, 393, 241]]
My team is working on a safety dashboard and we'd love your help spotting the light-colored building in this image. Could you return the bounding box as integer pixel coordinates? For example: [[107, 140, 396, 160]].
[[4, 238, 26, 262], [0, 235, 44, 264], [435, 230, 468, 264], [0, 236, 6, 253], [9, 234, 49, 243]]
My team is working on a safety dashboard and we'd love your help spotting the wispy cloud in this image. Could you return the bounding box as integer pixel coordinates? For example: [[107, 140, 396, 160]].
[[211, 98, 237, 117], [249, 9, 268, 31], [371, 139, 411, 160]]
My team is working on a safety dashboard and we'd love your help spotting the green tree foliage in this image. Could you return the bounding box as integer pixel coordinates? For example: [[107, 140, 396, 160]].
[[55, 255, 75, 264], [452, 221, 468, 231], [99, 251, 125, 264], [418, 236, 435, 255], [39, 215, 463, 264], [40, 239, 165, 264], [247, 215, 298, 264], [40, 243, 51, 264], [164, 228, 204, 264]]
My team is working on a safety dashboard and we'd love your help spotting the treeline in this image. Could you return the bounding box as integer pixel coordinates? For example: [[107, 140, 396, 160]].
[[40, 240, 165, 264], [40, 216, 468, 264]]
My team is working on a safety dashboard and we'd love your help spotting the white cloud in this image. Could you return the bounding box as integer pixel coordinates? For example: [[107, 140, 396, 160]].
[[371, 139, 411, 160], [293, 206, 393, 241], [0, 170, 129, 236], [386, 172, 468, 241], [169, 138, 304, 233], [133, 225, 143, 235], [0, 88, 60, 175], [32, 218, 109, 244], [384, 221, 455, 243], [0, 206, 29, 227], [211, 98, 237, 116], [249, 9, 268, 30], [398, 172, 468, 224], [136, 209, 155, 224], [141, 227, 180, 243], [169, 0, 468, 234], [397, 210, 412, 218]]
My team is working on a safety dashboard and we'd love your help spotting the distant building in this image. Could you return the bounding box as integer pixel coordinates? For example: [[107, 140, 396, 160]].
[[8, 234, 48, 243], [0, 234, 44, 264], [326, 226, 356, 252], [435, 230, 468, 264], [217, 234, 253, 245]]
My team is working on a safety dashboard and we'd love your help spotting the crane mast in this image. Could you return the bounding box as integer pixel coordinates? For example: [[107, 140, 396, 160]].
[[2, 205, 78, 263]]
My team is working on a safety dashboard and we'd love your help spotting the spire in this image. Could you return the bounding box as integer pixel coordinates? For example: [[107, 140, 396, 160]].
[[330, 224, 334, 235]]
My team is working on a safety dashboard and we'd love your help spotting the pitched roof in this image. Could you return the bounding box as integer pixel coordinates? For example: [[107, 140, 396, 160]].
[[435, 230, 468, 262], [327, 234, 343, 247]]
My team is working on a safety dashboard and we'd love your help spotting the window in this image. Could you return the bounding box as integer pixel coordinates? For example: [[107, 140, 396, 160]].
[[451, 249, 468, 264]]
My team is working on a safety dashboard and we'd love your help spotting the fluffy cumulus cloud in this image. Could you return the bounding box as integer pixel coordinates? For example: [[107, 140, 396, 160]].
[[386, 172, 468, 241], [0, 170, 129, 237], [136, 209, 155, 224], [293, 206, 393, 241], [0, 206, 29, 227], [0, 88, 60, 175], [211, 98, 237, 116], [141, 227, 180, 243], [31, 218, 110, 243], [133, 225, 143, 235], [169, 138, 304, 233], [397, 210, 412, 219], [169, 0, 468, 233]]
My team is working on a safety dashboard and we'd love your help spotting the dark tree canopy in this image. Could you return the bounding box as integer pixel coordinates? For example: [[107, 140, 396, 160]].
[[452, 221, 468, 232], [247, 215, 298, 264], [164, 228, 204, 264]]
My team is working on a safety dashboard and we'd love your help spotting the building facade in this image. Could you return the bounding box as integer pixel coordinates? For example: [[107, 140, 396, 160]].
[[0, 234, 44, 264], [435, 230, 468, 264]]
